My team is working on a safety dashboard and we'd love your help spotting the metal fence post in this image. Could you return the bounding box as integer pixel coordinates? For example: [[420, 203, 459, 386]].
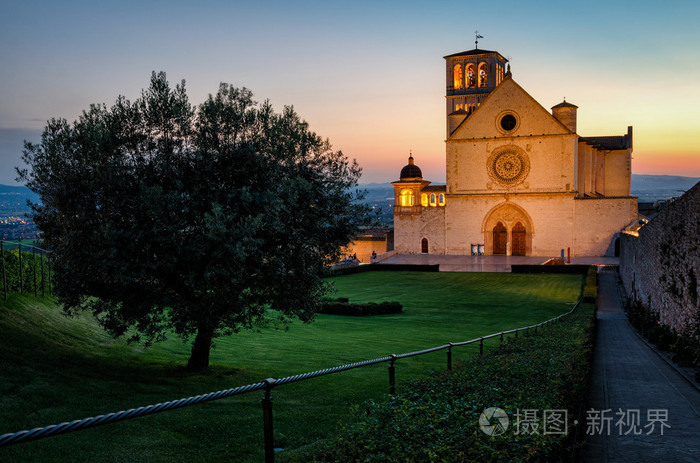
[[47, 256, 52, 296], [479, 338, 484, 355], [388, 354, 397, 395], [447, 343, 453, 371], [500, 331, 504, 343], [515, 328, 518, 338], [262, 378, 276, 463], [40, 254, 45, 297], [33, 248, 37, 297], [1, 242, 6, 301], [18, 243, 22, 294]]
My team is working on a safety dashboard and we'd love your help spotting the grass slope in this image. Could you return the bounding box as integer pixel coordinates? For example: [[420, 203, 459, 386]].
[[0, 272, 583, 462]]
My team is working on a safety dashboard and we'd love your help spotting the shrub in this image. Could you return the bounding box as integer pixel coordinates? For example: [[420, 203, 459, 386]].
[[318, 299, 402, 316], [671, 334, 700, 368], [327, 264, 374, 276], [286, 303, 596, 462], [583, 266, 597, 303], [627, 300, 700, 379]]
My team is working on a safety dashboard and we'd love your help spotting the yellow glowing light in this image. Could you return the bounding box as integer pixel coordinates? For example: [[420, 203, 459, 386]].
[[400, 189, 414, 207], [421, 193, 428, 207], [454, 64, 463, 89]]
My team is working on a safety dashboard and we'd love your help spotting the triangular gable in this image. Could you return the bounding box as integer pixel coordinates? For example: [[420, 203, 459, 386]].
[[449, 77, 573, 140]]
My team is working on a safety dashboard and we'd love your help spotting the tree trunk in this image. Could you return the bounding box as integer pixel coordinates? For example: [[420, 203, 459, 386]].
[[187, 323, 215, 371]]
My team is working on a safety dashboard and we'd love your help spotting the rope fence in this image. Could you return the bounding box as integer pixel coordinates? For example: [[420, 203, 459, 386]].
[[0, 289, 582, 462]]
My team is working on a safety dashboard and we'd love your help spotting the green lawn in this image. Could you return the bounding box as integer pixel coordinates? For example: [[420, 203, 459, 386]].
[[0, 271, 583, 462]]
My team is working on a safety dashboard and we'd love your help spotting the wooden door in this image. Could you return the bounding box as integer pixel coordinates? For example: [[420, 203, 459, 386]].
[[493, 222, 507, 255], [512, 222, 526, 256], [421, 238, 429, 254]]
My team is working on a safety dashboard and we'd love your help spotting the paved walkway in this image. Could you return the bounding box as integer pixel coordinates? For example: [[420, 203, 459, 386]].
[[583, 267, 700, 462], [379, 253, 619, 272]]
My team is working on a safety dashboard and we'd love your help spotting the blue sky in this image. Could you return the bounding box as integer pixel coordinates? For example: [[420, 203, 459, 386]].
[[1, 0, 699, 184]]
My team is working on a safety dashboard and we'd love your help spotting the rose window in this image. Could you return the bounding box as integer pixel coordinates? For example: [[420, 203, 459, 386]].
[[487, 148, 530, 186]]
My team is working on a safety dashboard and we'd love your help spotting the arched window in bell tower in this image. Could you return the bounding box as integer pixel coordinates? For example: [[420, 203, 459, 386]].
[[453, 64, 463, 89], [466, 64, 476, 88], [478, 63, 488, 87]]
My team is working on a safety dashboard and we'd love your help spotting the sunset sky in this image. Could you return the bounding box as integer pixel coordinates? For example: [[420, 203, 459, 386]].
[[1, 0, 698, 185]]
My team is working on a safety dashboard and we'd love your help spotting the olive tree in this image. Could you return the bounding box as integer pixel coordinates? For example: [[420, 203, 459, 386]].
[[18, 72, 370, 370]]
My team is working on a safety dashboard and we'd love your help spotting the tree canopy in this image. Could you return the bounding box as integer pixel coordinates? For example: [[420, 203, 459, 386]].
[[18, 72, 371, 370]]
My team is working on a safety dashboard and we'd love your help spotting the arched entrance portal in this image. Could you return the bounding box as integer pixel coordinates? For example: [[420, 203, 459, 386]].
[[493, 222, 507, 255], [421, 238, 429, 254], [482, 202, 534, 256], [512, 222, 526, 256]]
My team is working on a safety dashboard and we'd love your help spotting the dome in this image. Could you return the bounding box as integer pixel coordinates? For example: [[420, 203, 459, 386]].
[[400, 155, 422, 179]]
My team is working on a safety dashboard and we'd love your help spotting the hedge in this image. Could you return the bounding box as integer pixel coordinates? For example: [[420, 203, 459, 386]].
[[285, 303, 596, 462], [326, 264, 440, 276], [511, 264, 590, 274], [318, 299, 403, 316], [583, 266, 597, 303]]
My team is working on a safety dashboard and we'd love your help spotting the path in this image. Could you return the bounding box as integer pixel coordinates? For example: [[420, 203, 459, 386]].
[[583, 267, 700, 462]]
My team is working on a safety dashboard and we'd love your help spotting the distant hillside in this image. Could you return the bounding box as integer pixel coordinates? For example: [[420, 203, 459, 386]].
[[0, 184, 40, 202], [631, 174, 699, 191], [631, 174, 699, 202], [0, 184, 40, 213]]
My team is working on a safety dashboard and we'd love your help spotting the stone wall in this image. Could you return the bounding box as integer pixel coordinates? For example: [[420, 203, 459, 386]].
[[574, 197, 637, 256], [619, 181, 700, 333], [394, 207, 446, 254], [343, 229, 393, 263]]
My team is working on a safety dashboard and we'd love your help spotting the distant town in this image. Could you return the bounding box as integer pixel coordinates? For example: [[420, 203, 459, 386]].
[[0, 173, 697, 241], [0, 187, 39, 240]]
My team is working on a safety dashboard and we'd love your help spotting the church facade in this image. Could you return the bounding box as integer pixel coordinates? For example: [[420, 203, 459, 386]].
[[392, 48, 638, 257]]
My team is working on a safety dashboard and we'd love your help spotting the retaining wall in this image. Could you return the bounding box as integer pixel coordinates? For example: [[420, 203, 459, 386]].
[[619, 181, 700, 333]]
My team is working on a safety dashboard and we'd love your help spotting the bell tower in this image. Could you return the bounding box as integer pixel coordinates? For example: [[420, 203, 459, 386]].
[[444, 47, 508, 137]]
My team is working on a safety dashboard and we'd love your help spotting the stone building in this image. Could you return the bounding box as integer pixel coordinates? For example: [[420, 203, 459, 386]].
[[392, 47, 638, 257], [342, 228, 394, 263]]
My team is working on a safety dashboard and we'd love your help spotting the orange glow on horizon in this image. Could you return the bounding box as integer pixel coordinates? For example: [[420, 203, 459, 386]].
[[632, 151, 700, 177]]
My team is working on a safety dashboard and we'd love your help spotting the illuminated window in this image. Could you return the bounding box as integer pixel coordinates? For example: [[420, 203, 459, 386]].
[[466, 64, 476, 88], [455, 103, 463, 112], [400, 189, 414, 207], [429, 193, 436, 206], [453, 64, 463, 89], [478, 63, 488, 87], [438, 193, 445, 206], [421, 193, 428, 207]]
